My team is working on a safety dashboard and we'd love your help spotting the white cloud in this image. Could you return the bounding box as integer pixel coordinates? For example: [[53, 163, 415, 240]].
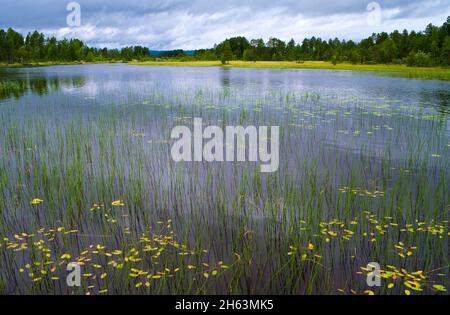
[[2, 0, 450, 49]]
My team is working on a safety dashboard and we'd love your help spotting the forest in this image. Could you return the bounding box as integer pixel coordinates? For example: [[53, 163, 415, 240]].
[[1, 16, 449, 67], [0, 28, 150, 64], [195, 16, 450, 66]]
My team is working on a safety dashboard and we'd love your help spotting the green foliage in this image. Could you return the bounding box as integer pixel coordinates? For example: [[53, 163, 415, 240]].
[[191, 16, 450, 67], [441, 36, 450, 65], [243, 48, 256, 62], [217, 36, 249, 60], [0, 28, 151, 64], [2, 16, 449, 68], [331, 55, 338, 65], [406, 51, 433, 67], [219, 41, 233, 64]]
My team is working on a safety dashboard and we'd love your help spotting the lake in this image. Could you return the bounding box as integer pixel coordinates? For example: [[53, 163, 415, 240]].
[[0, 64, 449, 294]]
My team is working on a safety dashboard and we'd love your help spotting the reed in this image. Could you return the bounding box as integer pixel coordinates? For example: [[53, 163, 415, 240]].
[[0, 74, 448, 295]]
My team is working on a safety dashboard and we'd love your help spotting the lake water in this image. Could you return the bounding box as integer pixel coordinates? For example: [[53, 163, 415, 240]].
[[1, 63, 449, 166], [1, 63, 449, 215], [0, 64, 449, 294], [2, 64, 450, 109]]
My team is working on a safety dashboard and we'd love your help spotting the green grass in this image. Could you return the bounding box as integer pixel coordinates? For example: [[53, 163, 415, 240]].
[[131, 60, 450, 81]]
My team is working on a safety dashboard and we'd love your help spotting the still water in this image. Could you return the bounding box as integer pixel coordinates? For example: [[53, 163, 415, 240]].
[[0, 64, 449, 294], [1, 63, 449, 163]]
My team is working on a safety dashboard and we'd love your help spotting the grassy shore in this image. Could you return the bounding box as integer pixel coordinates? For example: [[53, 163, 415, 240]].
[[131, 60, 450, 81]]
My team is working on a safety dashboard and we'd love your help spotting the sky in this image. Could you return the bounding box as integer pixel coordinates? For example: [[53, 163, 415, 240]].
[[0, 0, 449, 50]]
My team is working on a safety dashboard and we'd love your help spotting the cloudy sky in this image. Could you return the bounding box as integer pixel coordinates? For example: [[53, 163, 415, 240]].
[[1, 0, 449, 50]]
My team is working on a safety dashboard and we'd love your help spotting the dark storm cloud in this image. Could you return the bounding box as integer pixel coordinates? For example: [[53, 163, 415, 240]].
[[1, 0, 449, 49]]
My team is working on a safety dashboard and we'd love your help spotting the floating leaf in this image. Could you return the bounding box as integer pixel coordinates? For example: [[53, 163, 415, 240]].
[[433, 285, 446, 292]]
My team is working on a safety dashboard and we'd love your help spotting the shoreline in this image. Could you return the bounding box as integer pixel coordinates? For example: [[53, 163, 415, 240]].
[[130, 60, 450, 81], [0, 61, 122, 68], [1, 60, 449, 81]]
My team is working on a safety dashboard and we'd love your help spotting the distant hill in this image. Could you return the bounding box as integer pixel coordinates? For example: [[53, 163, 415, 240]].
[[149, 50, 195, 57]]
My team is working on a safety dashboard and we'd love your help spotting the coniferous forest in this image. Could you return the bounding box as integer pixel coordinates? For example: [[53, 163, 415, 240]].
[[0, 29, 150, 64], [1, 17, 449, 67]]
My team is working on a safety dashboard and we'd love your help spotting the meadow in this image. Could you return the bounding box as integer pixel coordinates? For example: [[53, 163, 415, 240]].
[[0, 64, 448, 295]]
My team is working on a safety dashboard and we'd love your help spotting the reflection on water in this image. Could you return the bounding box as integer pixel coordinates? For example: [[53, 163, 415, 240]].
[[220, 67, 231, 88], [1, 64, 449, 112], [418, 89, 450, 116], [1, 64, 449, 161], [0, 64, 449, 294], [0, 69, 86, 100], [1, 63, 449, 169]]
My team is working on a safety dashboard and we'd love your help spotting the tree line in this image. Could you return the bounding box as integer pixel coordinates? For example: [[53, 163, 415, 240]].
[[191, 16, 450, 67], [1, 16, 449, 67], [0, 29, 151, 64]]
